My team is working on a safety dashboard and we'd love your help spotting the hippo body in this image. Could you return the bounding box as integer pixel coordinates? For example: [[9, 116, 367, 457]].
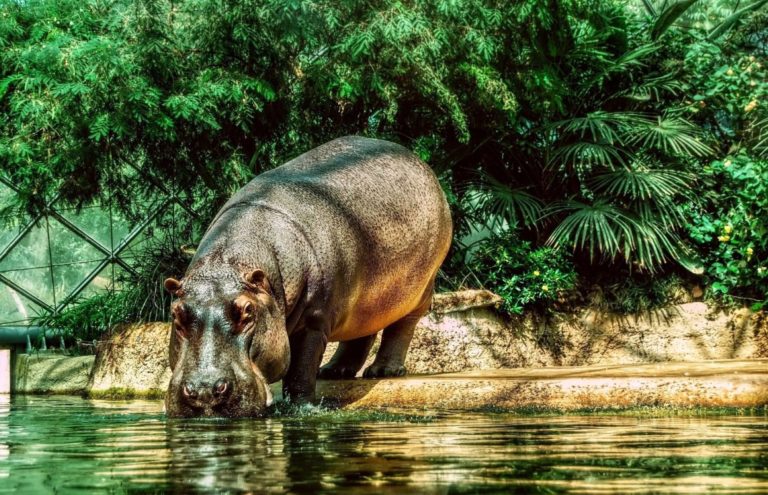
[[165, 136, 452, 417]]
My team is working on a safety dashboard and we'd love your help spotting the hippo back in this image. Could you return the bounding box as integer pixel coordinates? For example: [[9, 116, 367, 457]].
[[200, 136, 452, 340]]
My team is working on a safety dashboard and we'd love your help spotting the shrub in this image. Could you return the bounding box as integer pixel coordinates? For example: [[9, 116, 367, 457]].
[[466, 232, 577, 315], [685, 153, 768, 309]]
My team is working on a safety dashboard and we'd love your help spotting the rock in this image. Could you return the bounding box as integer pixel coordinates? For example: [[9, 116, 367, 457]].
[[555, 304, 766, 366], [691, 285, 704, 300], [430, 290, 502, 314], [12, 353, 94, 394], [12, 353, 768, 411], [1, 349, 9, 394], [78, 291, 768, 397], [86, 323, 171, 398], [315, 359, 768, 411]]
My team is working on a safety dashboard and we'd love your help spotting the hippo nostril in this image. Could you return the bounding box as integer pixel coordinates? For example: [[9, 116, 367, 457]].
[[213, 379, 229, 397], [182, 383, 197, 399]]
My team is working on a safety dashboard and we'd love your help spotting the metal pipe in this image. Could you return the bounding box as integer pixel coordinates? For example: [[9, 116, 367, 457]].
[[0, 326, 62, 345]]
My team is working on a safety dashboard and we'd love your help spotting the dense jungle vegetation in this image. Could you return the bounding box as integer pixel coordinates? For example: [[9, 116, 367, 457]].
[[0, 0, 766, 336]]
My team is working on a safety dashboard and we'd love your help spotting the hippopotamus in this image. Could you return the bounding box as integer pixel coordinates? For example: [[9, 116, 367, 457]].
[[163, 136, 452, 417]]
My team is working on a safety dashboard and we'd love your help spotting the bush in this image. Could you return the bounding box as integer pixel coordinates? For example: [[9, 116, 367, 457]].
[[466, 232, 577, 315], [585, 273, 688, 315], [685, 153, 768, 309]]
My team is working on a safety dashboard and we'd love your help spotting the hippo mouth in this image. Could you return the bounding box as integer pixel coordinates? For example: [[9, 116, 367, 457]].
[[166, 363, 273, 418]]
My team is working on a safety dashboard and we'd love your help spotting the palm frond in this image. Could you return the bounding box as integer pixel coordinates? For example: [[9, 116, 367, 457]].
[[579, 44, 659, 95], [548, 142, 628, 172], [551, 111, 648, 144], [543, 199, 684, 271], [652, 0, 701, 40], [626, 219, 680, 270], [628, 198, 687, 229], [590, 166, 693, 200], [543, 200, 634, 262], [464, 174, 543, 230], [614, 73, 684, 102], [628, 116, 712, 156]]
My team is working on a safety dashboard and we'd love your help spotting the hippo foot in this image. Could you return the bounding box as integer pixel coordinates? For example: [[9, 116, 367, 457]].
[[317, 364, 359, 379], [363, 364, 406, 378]]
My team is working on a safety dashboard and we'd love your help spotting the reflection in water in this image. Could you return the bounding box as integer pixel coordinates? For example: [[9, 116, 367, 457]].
[[0, 396, 766, 494], [0, 395, 9, 479]]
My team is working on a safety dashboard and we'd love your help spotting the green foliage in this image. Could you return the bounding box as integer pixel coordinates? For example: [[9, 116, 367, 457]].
[[679, 4, 768, 308], [651, 0, 700, 41], [684, 42, 767, 147], [642, 0, 768, 40], [586, 273, 688, 315], [467, 232, 577, 315], [1, 0, 766, 321], [685, 154, 768, 309], [473, 36, 704, 272], [708, 0, 768, 41]]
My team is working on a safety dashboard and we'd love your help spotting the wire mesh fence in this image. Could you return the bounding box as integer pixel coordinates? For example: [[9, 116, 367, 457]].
[[0, 174, 200, 328]]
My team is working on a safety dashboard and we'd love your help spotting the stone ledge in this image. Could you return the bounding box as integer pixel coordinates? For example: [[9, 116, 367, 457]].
[[12, 354, 94, 394], [10, 353, 768, 412], [430, 290, 502, 314], [313, 359, 768, 411]]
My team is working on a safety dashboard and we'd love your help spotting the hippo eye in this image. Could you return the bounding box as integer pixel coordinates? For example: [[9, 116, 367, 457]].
[[231, 298, 257, 334], [241, 302, 254, 321], [172, 303, 192, 339]]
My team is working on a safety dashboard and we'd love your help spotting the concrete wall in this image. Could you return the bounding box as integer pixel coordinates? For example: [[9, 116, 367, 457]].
[[12, 353, 94, 394], [0, 349, 9, 394]]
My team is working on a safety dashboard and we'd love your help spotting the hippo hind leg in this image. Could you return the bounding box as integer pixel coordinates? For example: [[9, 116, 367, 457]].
[[318, 335, 376, 379], [363, 283, 433, 378]]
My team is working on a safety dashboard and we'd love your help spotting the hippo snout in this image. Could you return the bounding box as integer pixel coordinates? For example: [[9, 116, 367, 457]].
[[181, 377, 232, 407], [166, 365, 272, 418]]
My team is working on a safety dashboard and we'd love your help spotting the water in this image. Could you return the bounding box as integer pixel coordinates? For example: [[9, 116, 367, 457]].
[[1, 396, 767, 494]]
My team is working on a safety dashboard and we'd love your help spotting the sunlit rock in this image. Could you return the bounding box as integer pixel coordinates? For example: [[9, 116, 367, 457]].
[[73, 291, 768, 398], [87, 323, 171, 398]]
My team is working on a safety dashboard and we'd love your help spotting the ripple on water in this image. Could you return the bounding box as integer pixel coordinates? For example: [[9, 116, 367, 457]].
[[0, 396, 766, 494]]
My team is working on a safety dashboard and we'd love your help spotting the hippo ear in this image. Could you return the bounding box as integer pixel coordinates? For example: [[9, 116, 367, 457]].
[[244, 269, 271, 294], [164, 277, 183, 295]]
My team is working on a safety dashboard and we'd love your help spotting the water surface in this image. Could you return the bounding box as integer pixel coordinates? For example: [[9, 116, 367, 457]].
[[1, 396, 766, 494]]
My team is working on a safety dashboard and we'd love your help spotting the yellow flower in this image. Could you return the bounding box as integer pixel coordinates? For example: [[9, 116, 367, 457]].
[[541, 285, 549, 292], [726, 68, 734, 76], [724, 159, 732, 167], [533, 270, 540, 277], [747, 247, 754, 257], [723, 224, 733, 234], [718, 235, 731, 242], [745, 100, 758, 113]]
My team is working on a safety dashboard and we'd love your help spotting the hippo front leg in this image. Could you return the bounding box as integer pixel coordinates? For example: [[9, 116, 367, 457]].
[[282, 327, 328, 404]]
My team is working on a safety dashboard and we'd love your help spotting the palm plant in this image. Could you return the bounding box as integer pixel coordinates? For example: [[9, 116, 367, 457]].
[[467, 21, 709, 273]]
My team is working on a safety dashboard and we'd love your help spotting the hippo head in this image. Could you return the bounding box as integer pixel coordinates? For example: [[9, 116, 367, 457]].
[[163, 269, 290, 418]]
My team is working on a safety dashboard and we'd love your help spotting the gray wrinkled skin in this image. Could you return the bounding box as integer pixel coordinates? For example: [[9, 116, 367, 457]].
[[165, 136, 452, 417]]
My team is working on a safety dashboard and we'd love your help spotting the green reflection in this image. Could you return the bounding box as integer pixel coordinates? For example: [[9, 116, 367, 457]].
[[1, 396, 767, 494]]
